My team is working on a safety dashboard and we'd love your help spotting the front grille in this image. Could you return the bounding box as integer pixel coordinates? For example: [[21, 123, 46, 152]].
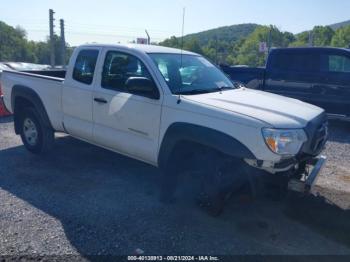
[[301, 112, 328, 156], [310, 121, 328, 154]]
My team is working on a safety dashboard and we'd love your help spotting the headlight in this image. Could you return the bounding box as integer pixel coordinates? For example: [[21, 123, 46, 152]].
[[262, 128, 307, 156]]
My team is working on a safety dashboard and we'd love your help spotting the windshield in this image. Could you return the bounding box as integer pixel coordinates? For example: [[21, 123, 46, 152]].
[[149, 53, 235, 95]]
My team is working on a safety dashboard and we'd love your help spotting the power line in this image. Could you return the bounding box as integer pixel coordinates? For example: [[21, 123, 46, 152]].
[[1, 17, 177, 34], [64, 29, 172, 38], [24, 29, 166, 42], [2, 17, 180, 36], [5, 15, 172, 45], [65, 22, 176, 34]]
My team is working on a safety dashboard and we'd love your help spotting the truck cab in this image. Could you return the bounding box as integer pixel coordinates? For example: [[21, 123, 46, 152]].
[[222, 47, 350, 121], [265, 47, 350, 120], [61, 45, 165, 164]]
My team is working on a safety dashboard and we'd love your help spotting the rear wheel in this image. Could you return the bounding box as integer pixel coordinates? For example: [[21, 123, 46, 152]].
[[19, 107, 54, 154]]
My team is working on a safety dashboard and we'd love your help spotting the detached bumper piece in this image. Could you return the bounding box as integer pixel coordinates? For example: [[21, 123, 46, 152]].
[[288, 156, 327, 194]]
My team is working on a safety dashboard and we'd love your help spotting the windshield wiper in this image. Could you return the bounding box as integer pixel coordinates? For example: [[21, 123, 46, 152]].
[[176, 86, 235, 95], [174, 83, 238, 95], [232, 82, 244, 88], [175, 88, 220, 95], [217, 86, 234, 91]]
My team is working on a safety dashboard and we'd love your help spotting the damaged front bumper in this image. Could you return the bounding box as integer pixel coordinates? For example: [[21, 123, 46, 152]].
[[287, 156, 327, 193]]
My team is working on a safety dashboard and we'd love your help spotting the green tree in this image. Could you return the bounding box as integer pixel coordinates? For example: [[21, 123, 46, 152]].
[[289, 31, 309, 47], [312, 26, 334, 46], [0, 20, 71, 65], [0, 21, 33, 61], [236, 26, 294, 66], [183, 38, 203, 54], [161, 36, 181, 49], [290, 26, 334, 47], [331, 25, 350, 48], [159, 24, 259, 65]]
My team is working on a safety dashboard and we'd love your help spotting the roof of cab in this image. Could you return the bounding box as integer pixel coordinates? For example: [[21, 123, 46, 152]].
[[271, 47, 350, 53], [78, 43, 198, 55]]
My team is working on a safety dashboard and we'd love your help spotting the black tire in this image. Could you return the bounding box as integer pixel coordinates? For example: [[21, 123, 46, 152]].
[[159, 149, 182, 204], [160, 145, 248, 216], [196, 155, 248, 216], [19, 107, 54, 154]]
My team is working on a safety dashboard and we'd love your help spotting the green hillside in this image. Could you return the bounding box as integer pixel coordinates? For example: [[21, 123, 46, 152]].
[[183, 23, 259, 45], [160, 23, 259, 49], [160, 20, 350, 66], [329, 20, 350, 30]]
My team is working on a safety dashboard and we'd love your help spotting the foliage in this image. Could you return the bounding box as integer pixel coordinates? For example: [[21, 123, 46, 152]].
[[160, 24, 259, 64], [0, 22, 35, 62], [312, 26, 334, 46], [0, 21, 72, 65], [329, 20, 350, 30], [160, 22, 350, 67], [235, 26, 296, 66], [291, 26, 334, 47], [183, 24, 259, 46], [331, 25, 350, 48], [1, 19, 350, 68]]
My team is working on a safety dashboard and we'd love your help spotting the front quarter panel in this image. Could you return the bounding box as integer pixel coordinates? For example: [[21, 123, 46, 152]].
[[158, 95, 282, 164]]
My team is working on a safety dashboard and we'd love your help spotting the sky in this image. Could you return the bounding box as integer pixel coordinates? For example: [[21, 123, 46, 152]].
[[1, 0, 350, 46]]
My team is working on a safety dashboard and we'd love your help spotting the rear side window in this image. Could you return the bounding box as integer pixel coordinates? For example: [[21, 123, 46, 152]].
[[73, 50, 99, 85], [327, 55, 350, 73], [270, 52, 319, 72]]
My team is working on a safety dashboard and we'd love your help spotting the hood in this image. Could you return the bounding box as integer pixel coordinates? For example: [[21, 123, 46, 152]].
[[183, 88, 324, 128]]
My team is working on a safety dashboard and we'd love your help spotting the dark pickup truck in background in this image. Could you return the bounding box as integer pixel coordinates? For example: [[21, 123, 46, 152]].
[[221, 47, 350, 121]]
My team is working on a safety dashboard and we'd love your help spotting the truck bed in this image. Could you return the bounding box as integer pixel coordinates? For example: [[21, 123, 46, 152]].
[[5, 69, 66, 82], [1, 69, 65, 132]]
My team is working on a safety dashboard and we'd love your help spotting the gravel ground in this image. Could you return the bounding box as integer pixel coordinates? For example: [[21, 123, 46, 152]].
[[316, 121, 350, 209], [1, 116, 350, 258]]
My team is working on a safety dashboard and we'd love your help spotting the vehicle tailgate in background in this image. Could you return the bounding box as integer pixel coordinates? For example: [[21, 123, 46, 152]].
[[221, 65, 265, 89], [0, 83, 12, 117]]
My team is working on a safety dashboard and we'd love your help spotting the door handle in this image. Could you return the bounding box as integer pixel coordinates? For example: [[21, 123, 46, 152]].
[[94, 97, 108, 104]]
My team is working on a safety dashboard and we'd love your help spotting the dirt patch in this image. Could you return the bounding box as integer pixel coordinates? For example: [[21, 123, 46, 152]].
[[285, 190, 350, 248], [339, 175, 350, 183]]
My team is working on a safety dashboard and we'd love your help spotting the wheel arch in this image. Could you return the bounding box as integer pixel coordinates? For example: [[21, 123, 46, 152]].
[[11, 85, 54, 134], [158, 122, 256, 169]]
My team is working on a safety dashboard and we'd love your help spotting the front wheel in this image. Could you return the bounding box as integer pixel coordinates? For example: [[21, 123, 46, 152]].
[[19, 107, 54, 154], [160, 146, 250, 216], [196, 156, 249, 216]]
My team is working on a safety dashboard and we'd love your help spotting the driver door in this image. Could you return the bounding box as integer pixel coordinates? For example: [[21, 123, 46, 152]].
[[92, 49, 162, 165]]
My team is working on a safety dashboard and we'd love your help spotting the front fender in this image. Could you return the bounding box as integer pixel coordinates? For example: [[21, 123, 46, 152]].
[[158, 122, 256, 169]]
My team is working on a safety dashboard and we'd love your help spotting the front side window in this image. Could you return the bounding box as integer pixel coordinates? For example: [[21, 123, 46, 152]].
[[328, 55, 350, 73], [102, 51, 152, 92], [72, 49, 99, 85], [149, 54, 235, 95]]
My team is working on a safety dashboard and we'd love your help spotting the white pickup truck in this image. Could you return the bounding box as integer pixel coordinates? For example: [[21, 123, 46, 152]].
[[1, 44, 328, 214]]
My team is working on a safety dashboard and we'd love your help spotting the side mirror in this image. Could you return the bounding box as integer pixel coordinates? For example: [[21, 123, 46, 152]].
[[125, 77, 159, 99]]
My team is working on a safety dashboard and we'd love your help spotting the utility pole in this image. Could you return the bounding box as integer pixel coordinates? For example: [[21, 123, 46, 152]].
[[60, 19, 66, 68], [49, 9, 55, 68], [266, 26, 272, 65], [308, 31, 313, 47], [145, 30, 150, 45], [267, 25, 272, 53], [215, 35, 218, 65]]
